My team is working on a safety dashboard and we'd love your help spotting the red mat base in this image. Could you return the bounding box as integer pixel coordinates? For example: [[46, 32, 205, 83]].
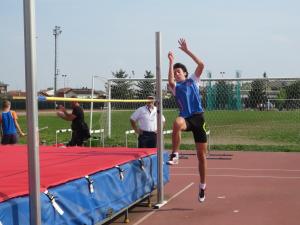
[[0, 145, 156, 202]]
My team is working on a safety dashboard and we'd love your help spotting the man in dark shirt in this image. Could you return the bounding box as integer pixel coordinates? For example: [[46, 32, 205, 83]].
[[57, 99, 90, 146]]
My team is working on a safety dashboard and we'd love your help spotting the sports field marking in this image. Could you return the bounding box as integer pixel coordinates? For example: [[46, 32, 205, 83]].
[[173, 167, 300, 172], [217, 196, 226, 199], [132, 182, 194, 225], [172, 174, 300, 179]]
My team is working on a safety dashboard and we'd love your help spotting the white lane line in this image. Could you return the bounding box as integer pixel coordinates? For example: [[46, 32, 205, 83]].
[[172, 167, 300, 172], [171, 173, 300, 179], [132, 182, 194, 225], [217, 196, 226, 199]]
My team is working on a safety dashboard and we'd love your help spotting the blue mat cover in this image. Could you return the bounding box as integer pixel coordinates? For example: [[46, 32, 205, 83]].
[[0, 152, 169, 225]]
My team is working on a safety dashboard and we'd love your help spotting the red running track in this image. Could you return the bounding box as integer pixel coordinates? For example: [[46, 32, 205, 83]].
[[110, 151, 300, 225]]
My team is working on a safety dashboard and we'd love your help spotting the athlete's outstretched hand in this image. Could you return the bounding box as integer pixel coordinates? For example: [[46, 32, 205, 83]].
[[168, 51, 174, 63], [178, 38, 189, 53], [178, 38, 204, 77]]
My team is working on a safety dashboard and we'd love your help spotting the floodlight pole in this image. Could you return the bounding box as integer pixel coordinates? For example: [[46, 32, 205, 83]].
[[155, 31, 167, 208], [62, 74, 67, 89], [53, 25, 62, 96], [62, 74, 67, 107], [23, 0, 41, 224]]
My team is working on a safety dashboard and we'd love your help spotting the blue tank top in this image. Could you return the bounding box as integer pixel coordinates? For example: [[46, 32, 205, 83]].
[[175, 76, 203, 118], [1, 112, 17, 135]]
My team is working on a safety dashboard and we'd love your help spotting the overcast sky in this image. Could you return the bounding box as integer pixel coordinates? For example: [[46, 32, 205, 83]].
[[1, 0, 300, 91]]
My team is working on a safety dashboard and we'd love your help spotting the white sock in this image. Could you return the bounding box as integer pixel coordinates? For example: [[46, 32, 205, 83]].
[[200, 183, 206, 190]]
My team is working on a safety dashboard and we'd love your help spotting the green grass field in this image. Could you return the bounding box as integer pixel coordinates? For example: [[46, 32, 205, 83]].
[[15, 109, 300, 152]]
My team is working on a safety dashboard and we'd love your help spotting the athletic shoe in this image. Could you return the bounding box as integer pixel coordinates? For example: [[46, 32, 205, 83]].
[[167, 153, 179, 165], [198, 188, 205, 203]]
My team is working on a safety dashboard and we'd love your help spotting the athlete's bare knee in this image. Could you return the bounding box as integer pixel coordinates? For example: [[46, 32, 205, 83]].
[[173, 117, 186, 131]]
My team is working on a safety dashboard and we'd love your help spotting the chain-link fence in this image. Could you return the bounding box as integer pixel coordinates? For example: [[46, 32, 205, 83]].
[[106, 77, 300, 149], [2, 77, 299, 149]]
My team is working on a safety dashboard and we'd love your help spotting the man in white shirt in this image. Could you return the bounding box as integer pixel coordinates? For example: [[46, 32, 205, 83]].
[[130, 96, 165, 148]]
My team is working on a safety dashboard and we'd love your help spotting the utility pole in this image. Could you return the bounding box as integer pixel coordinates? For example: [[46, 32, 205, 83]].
[[220, 71, 225, 78], [53, 26, 62, 96], [62, 74, 67, 107], [62, 74, 67, 90]]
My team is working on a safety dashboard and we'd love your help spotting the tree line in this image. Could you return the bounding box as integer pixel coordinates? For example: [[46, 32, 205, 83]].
[[110, 70, 300, 110]]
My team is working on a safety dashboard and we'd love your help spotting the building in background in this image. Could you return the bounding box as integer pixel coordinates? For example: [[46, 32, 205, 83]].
[[0, 82, 8, 96]]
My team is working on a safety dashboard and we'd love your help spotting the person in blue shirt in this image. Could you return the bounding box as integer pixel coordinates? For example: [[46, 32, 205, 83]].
[[167, 38, 208, 203], [0, 100, 25, 144]]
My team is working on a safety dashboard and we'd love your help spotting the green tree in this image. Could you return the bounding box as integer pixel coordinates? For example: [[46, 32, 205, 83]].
[[215, 81, 234, 109], [248, 80, 267, 109], [276, 88, 287, 110], [135, 70, 155, 99], [285, 81, 300, 109], [111, 69, 134, 99], [110, 69, 134, 109]]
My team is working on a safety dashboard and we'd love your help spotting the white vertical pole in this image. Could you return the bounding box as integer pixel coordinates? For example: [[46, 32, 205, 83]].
[[155, 32, 166, 208], [108, 80, 112, 138], [53, 26, 62, 96], [23, 0, 41, 224], [89, 75, 95, 147], [54, 28, 57, 96]]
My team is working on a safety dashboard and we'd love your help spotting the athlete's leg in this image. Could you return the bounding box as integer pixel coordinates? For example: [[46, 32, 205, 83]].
[[196, 142, 207, 202], [196, 142, 207, 184], [172, 117, 187, 152], [167, 117, 187, 165]]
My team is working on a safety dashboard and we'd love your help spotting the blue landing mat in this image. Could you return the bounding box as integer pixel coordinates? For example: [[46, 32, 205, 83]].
[[0, 152, 169, 225]]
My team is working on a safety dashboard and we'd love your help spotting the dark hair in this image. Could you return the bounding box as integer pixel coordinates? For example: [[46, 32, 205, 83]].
[[70, 95, 79, 105], [2, 100, 11, 109], [173, 63, 188, 78]]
